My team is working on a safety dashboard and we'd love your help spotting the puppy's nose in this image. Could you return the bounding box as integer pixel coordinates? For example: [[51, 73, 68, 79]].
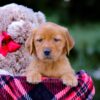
[[44, 48, 51, 56]]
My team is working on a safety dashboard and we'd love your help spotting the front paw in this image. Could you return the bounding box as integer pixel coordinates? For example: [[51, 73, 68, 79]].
[[26, 73, 41, 84], [62, 75, 78, 87]]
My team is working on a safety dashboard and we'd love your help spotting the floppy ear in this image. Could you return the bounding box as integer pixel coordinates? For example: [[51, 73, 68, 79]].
[[25, 29, 37, 55], [63, 28, 75, 55]]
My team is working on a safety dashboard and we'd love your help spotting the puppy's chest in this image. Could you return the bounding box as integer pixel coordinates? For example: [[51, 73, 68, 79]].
[[40, 65, 64, 78]]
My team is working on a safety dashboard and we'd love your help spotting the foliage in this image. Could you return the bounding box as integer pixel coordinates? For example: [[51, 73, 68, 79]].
[[68, 23, 100, 70], [93, 79, 100, 99]]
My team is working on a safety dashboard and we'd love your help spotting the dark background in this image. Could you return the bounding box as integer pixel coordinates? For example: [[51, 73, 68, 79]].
[[0, 0, 100, 99]]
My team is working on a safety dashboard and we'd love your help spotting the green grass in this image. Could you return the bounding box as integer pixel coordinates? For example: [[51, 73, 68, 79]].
[[70, 24, 100, 48], [69, 23, 100, 49], [68, 23, 100, 69], [93, 79, 100, 100], [46, 13, 60, 23]]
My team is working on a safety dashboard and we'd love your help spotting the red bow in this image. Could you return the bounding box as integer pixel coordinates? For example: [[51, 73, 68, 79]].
[[0, 32, 21, 56]]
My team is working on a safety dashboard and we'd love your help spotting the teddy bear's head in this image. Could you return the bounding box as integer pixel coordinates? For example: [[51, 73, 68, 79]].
[[0, 3, 46, 45], [0, 3, 46, 75]]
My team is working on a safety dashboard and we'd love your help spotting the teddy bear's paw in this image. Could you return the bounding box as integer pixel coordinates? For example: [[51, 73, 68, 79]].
[[62, 74, 78, 87]]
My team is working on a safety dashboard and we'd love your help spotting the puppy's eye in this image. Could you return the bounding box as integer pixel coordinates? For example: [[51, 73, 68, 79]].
[[36, 39, 43, 42], [54, 38, 61, 42]]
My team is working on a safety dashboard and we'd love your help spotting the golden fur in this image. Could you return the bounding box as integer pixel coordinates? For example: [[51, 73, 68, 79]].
[[25, 22, 78, 87]]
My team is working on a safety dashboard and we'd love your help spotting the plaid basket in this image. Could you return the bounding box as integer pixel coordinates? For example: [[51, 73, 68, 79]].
[[0, 70, 95, 100]]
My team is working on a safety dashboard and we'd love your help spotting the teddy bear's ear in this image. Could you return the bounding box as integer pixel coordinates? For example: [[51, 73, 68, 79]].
[[25, 28, 37, 55], [63, 28, 75, 55]]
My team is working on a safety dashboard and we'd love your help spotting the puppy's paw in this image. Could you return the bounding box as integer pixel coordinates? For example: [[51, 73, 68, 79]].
[[26, 73, 41, 84], [62, 75, 78, 87]]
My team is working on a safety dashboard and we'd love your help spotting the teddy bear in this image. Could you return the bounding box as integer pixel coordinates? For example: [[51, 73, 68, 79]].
[[0, 3, 46, 75]]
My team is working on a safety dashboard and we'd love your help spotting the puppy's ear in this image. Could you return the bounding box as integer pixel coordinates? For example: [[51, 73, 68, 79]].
[[25, 28, 37, 55], [63, 28, 75, 55]]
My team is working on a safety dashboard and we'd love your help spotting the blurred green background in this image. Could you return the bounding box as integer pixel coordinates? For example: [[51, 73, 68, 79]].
[[0, 0, 100, 99]]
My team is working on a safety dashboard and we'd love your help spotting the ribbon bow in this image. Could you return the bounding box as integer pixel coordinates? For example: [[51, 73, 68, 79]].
[[0, 32, 21, 56]]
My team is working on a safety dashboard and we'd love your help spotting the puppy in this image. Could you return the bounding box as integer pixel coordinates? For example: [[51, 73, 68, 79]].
[[25, 22, 78, 87]]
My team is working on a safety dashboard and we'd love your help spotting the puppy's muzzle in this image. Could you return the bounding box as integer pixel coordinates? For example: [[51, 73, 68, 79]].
[[44, 48, 51, 57]]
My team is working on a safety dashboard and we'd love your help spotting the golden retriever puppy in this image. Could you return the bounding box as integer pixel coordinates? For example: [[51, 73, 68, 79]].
[[25, 22, 78, 87]]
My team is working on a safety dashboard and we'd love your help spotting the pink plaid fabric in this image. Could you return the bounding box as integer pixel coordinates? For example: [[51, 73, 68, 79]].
[[0, 70, 95, 100]]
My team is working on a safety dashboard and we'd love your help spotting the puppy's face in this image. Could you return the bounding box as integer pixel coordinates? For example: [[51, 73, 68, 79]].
[[25, 22, 74, 61], [34, 27, 66, 61]]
